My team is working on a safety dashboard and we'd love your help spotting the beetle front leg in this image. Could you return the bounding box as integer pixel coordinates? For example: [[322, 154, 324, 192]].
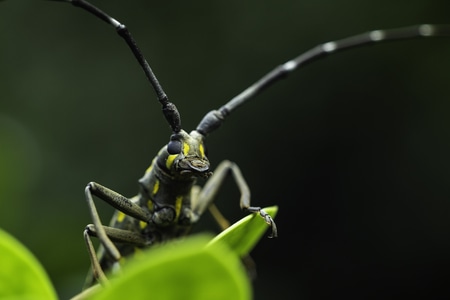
[[84, 182, 152, 285], [191, 160, 278, 238]]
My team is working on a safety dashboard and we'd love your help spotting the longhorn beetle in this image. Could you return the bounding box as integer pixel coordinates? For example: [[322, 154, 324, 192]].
[[45, 0, 450, 291], [58, 0, 279, 288]]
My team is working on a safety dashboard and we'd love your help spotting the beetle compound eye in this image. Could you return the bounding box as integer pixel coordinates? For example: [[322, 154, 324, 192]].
[[167, 139, 182, 154]]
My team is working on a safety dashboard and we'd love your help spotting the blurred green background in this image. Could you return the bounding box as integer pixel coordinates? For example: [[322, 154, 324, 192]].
[[1, 0, 450, 299]]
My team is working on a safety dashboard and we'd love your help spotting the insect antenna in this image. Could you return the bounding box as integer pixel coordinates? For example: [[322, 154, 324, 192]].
[[196, 24, 450, 136], [55, 0, 182, 134]]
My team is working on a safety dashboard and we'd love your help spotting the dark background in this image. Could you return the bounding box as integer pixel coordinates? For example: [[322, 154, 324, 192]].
[[1, 0, 450, 299]]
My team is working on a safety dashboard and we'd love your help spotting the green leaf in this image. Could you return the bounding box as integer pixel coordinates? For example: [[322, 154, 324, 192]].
[[0, 228, 57, 300], [208, 205, 278, 257], [91, 235, 252, 300]]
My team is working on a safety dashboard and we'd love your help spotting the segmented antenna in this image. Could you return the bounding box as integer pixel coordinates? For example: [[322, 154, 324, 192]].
[[59, 0, 182, 134], [196, 24, 450, 136]]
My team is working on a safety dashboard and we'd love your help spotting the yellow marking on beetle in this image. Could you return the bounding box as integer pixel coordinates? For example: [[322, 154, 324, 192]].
[[183, 142, 190, 155], [174, 196, 183, 221], [139, 220, 147, 230], [152, 179, 159, 195], [166, 154, 177, 169], [147, 200, 154, 211], [117, 211, 126, 223], [145, 158, 156, 174], [199, 143, 205, 158]]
